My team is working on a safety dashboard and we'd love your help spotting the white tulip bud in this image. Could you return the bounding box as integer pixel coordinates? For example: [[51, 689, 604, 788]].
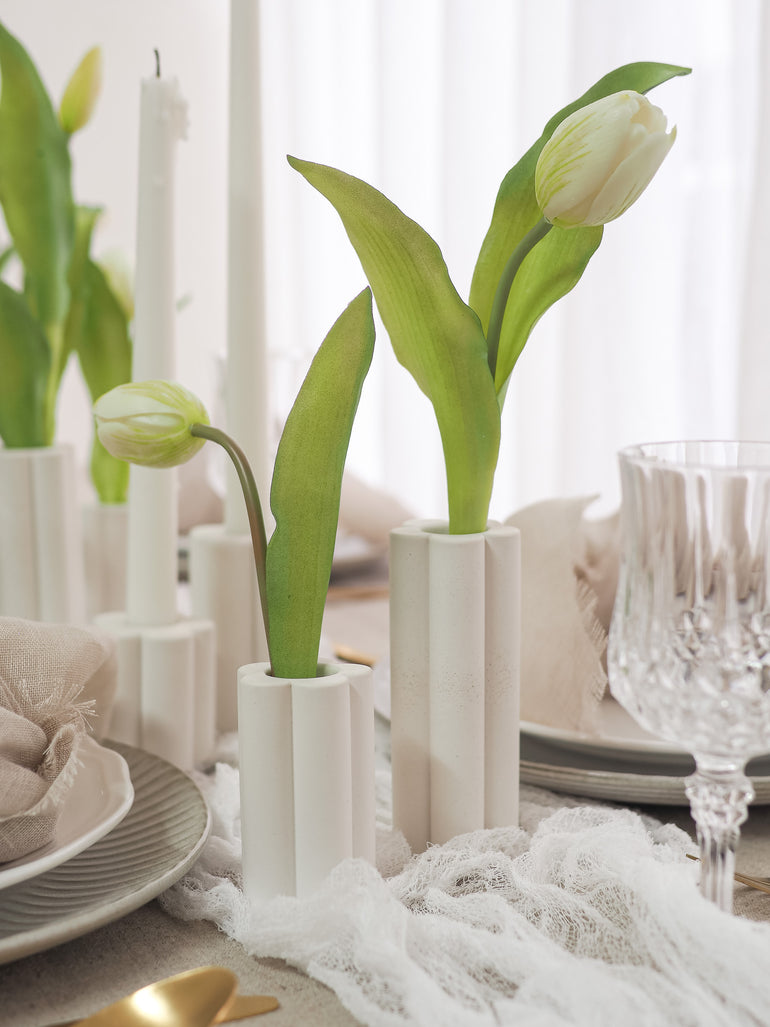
[[93, 380, 209, 468], [535, 90, 676, 228]]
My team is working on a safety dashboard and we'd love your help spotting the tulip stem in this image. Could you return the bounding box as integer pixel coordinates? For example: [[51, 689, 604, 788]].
[[486, 216, 552, 385], [190, 422, 271, 660]]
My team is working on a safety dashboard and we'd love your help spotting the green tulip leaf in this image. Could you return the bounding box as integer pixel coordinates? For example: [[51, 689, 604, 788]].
[[289, 155, 500, 534], [0, 21, 74, 335], [0, 280, 51, 446], [62, 205, 100, 383], [89, 434, 129, 505], [470, 61, 691, 395], [266, 288, 375, 678], [76, 259, 133, 502]]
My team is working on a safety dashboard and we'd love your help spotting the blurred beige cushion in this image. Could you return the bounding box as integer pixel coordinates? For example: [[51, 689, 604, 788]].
[[506, 497, 619, 733]]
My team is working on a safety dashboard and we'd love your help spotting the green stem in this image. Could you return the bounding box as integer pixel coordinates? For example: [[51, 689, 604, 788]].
[[486, 216, 553, 383], [190, 422, 271, 661]]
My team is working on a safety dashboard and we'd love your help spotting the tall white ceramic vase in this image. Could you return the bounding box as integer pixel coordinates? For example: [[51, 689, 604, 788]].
[[0, 445, 86, 623], [238, 660, 376, 903], [389, 519, 521, 852], [82, 501, 129, 619]]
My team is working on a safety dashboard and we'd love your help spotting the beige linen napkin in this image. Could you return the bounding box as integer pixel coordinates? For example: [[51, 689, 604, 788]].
[[0, 618, 117, 863], [506, 497, 619, 733]]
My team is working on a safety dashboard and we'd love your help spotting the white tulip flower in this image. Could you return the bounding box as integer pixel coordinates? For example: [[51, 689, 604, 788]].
[[535, 90, 676, 228], [93, 380, 209, 468]]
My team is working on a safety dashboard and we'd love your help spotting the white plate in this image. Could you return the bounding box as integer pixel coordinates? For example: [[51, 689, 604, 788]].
[[520, 733, 770, 806], [521, 695, 693, 768], [0, 736, 134, 890], [0, 741, 210, 965]]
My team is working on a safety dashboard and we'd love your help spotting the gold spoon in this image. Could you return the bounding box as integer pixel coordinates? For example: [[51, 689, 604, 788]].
[[686, 853, 770, 895], [51, 992, 280, 1027], [67, 966, 237, 1027]]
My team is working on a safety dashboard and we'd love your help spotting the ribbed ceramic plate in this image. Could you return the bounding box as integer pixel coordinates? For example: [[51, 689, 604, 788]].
[[0, 742, 210, 965], [0, 737, 133, 890]]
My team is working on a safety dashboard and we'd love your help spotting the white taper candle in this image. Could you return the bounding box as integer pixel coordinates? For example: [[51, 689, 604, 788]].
[[126, 60, 188, 625], [225, 0, 270, 534]]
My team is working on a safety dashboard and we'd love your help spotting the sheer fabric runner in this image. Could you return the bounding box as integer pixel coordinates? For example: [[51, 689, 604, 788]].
[[163, 731, 770, 1026]]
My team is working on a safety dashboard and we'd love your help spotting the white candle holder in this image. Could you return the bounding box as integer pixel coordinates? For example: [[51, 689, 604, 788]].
[[390, 519, 521, 851], [0, 445, 86, 623], [238, 660, 375, 902], [188, 524, 268, 732], [82, 501, 128, 620], [95, 610, 216, 770]]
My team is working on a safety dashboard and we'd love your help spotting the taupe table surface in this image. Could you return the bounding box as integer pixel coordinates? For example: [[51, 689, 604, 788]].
[[3, 581, 770, 1026]]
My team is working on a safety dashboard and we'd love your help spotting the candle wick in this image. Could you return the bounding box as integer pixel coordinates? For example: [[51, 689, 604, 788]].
[[154, 49, 161, 78]]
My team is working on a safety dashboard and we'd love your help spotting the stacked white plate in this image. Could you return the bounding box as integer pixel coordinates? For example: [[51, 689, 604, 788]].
[[0, 740, 210, 964], [520, 695, 770, 806]]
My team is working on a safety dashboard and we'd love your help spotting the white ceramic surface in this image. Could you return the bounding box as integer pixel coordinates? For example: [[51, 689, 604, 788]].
[[522, 695, 696, 768], [238, 661, 376, 903], [0, 737, 133, 890], [389, 520, 520, 850], [0, 741, 211, 965]]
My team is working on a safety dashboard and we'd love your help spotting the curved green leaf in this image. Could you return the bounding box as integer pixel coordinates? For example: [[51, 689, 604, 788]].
[[289, 155, 500, 534], [266, 288, 375, 678], [0, 21, 74, 333], [470, 61, 691, 395], [0, 280, 51, 446]]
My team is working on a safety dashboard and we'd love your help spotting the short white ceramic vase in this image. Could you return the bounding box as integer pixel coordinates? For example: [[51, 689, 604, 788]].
[[389, 519, 521, 852], [0, 444, 86, 622], [238, 660, 376, 902]]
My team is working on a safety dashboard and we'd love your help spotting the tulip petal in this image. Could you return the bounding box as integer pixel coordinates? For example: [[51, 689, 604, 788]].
[[536, 94, 640, 218], [584, 126, 676, 225], [94, 381, 208, 468]]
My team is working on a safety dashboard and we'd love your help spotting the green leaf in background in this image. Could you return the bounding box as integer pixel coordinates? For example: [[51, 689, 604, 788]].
[[0, 280, 51, 446], [0, 21, 75, 339], [89, 433, 129, 504], [266, 288, 375, 678], [289, 156, 500, 535], [62, 205, 100, 382], [77, 260, 133, 502], [63, 205, 132, 501], [469, 61, 691, 396]]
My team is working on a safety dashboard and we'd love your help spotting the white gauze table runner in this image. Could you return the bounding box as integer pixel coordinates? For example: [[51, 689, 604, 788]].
[[161, 722, 770, 1027]]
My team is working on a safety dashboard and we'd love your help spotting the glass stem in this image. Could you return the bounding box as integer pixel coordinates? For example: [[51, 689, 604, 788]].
[[685, 760, 754, 913]]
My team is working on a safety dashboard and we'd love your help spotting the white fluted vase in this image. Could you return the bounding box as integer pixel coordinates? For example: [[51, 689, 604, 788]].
[[390, 519, 521, 852], [0, 445, 86, 623], [238, 660, 375, 903], [82, 501, 128, 619]]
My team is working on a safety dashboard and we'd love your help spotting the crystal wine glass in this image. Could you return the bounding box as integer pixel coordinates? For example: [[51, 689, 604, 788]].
[[608, 441, 770, 912]]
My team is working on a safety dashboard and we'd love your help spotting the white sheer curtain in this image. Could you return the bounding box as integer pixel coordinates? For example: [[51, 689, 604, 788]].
[[3, 1, 766, 520], [261, 0, 765, 519]]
